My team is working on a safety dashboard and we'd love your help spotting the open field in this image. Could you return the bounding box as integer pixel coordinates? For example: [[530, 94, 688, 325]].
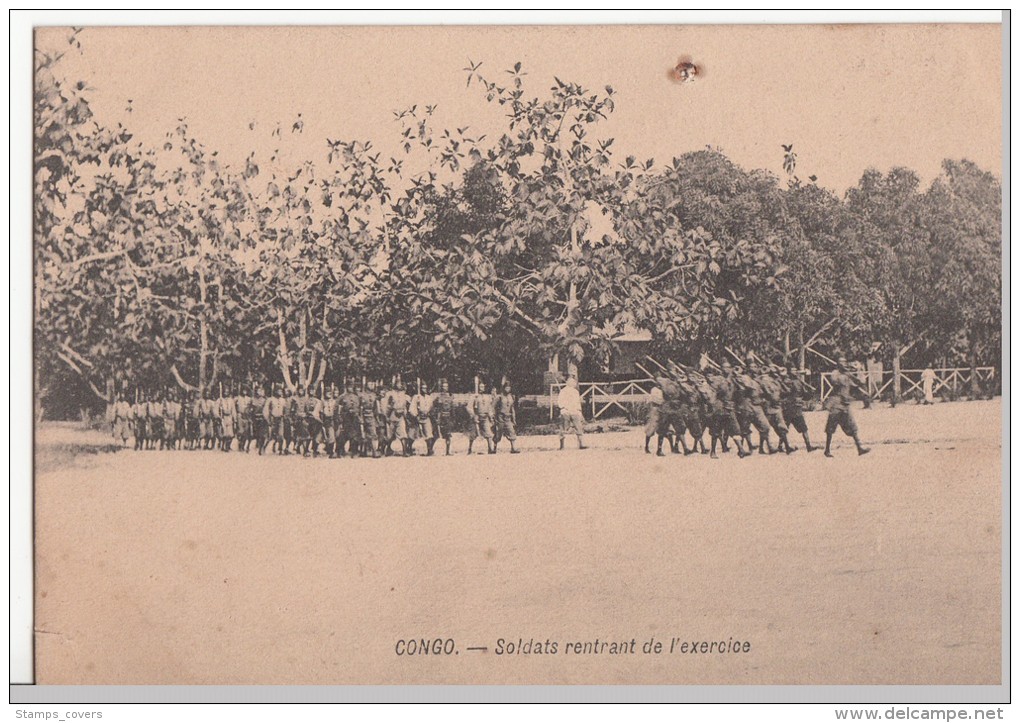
[[33, 400, 1003, 685]]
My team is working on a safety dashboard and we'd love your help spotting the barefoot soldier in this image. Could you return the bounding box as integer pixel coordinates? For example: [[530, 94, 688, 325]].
[[468, 380, 495, 455], [430, 379, 456, 456], [493, 381, 521, 454], [359, 381, 381, 458], [409, 382, 436, 456], [337, 381, 362, 458], [781, 364, 816, 452], [251, 384, 269, 455], [711, 361, 748, 458], [759, 364, 795, 454], [823, 357, 871, 458], [265, 384, 288, 455]]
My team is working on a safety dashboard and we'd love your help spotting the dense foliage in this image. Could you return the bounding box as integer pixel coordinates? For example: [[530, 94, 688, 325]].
[[34, 39, 1001, 417]]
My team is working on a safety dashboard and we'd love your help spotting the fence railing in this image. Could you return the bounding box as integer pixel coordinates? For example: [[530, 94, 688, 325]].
[[819, 367, 996, 402], [543, 367, 997, 419], [548, 378, 657, 420]]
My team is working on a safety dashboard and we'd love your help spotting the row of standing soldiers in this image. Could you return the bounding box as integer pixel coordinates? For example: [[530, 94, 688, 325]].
[[108, 379, 523, 457], [645, 357, 870, 458]]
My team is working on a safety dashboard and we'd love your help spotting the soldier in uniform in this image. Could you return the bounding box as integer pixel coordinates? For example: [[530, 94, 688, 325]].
[[305, 385, 324, 457], [430, 378, 456, 456], [132, 391, 147, 451], [163, 390, 181, 450], [493, 381, 521, 454], [235, 385, 252, 453], [823, 357, 871, 457], [188, 391, 203, 450], [688, 370, 715, 455], [291, 384, 311, 456], [781, 364, 817, 452], [281, 385, 295, 454], [265, 384, 288, 455], [710, 362, 748, 458], [376, 383, 392, 456], [219, 385, 236, 452], [760, 364, 795, 454], [320, 386, 338, 458], [468, 380, 495, 455], [409, 382, 435, 455], [386, 383, 412, 456], [338, 381, 363, 457], [147, 391, 165, 450], [655, 375, 683, 456], [250, 384, 269, 455], [734, 362, 774, 455], [359, 381, 381, 458]]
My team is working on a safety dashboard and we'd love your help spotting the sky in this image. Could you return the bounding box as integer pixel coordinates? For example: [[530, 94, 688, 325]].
[[37, 23, 1002, 194]]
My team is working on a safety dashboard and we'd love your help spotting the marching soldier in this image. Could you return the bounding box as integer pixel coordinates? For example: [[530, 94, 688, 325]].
[[823, 357, 871, 457], [359, 381, 381, 458], [188, 390, 202, 450], [265, 384, 288, 455], [219, 385, 236, 452], [250, 384, 268, 455], [760, 365, 795, 454], [781, 364, 816, 452], [409, 382, 435, 455], [163, 390, 181, 450], [281, 385, 295, 454], [235, 385, 252, 453], [291, 384, 311, 456], [305, 384, 324, 457], [386, 383, 411, 456], [710, 361, 748, 458], [734, 362, 774, 455], [147, 391, 164, 450], [132, 391, 148, 451], [655, 375, 682, 456], [469, 380, 495, 455], [320, 385, 338, 458], [430, 378, 456, 456], [493, 381, 520, 454], [338, 381, 363, 457]]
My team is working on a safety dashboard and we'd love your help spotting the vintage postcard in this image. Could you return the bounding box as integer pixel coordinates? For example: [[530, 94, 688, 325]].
[[28, 21, 1003, 693]]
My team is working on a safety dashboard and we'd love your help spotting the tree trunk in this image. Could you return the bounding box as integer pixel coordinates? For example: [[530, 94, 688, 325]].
[[276, 308, 295, 390], [298, 310, 308, 385]]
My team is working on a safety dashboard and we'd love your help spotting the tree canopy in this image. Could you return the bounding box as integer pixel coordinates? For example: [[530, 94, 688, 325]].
[[34, 37, 1002, 417]]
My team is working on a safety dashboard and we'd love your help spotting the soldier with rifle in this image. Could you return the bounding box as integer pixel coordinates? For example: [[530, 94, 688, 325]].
[[781, 364, 817, 453], [823, 356, 871, 457]]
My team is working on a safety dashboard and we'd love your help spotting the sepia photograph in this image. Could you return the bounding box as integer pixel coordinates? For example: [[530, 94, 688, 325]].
[[21, 15, 1005, 700]]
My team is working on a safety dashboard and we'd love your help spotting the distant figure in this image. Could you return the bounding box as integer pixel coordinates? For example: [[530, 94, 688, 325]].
[[922, 367, 936, 405], [557, 377, 587, 450]]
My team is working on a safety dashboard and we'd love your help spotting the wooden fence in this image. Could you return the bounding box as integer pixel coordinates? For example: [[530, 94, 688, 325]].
[[819, 367, 996, 402]]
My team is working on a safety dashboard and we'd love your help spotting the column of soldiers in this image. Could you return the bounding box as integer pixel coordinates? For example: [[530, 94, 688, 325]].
[[109, 378, 523, 458], [108, 355, 871, 460], [643, 355, 870, 459]]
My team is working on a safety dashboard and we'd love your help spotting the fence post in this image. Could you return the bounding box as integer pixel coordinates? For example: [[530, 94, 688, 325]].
[[892, 350, 901, 407]]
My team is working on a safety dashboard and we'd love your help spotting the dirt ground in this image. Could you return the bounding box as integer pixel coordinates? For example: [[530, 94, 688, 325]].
[[33, 400, 1003, 685]]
